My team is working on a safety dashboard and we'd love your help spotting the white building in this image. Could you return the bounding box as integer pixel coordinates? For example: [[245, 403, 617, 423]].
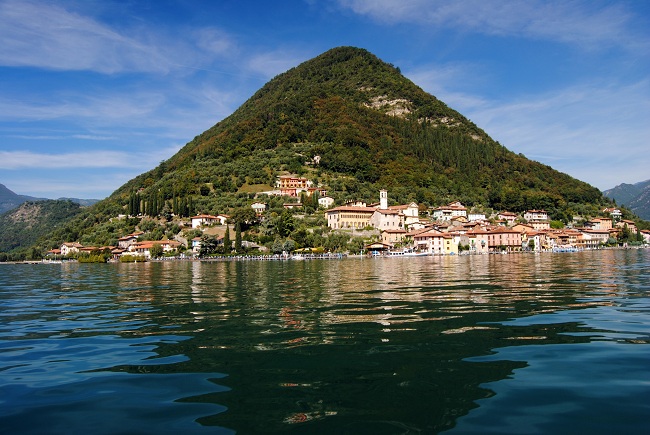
[[191, 214, 228, 229], [318, 196, 335, 209], [432, 201, 467, 221]]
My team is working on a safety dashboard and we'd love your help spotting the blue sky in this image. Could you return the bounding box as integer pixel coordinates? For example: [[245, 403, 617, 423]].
[[1, 0, 648, 199]]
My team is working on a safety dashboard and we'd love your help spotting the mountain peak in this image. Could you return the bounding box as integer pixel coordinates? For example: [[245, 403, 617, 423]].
[[113, 47, 603, 213]]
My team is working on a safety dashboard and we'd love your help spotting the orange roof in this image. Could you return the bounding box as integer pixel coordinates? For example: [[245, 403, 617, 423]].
[[326, 206, 376, 213]]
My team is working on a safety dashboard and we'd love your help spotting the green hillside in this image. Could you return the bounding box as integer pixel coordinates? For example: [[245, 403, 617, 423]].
[[114, 47, 601, 212], [0, 200, 82, 256], [9, 46, 623, 253]]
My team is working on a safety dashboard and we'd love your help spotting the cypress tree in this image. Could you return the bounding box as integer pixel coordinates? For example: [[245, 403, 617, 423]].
[[223, 225, 231, 253], [235, 222, 242, 253]]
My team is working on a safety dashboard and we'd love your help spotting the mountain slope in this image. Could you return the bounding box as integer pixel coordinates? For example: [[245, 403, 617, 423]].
[[113, 47, 602, 211], [28, 46, 615, 250], [0, 183, 99, 214], [0, 200, 83, 252], [0, 183, 46, 214], [604, 180, 650, 220]]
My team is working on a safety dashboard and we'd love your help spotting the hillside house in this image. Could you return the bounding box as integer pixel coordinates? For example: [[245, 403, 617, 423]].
[[585, 217, 612, 230], [616, 219, 637, 234], [486, 227, 522, 251], [60, 242, 83, 256], [318, 196, 335, 209], [523, 210, 550, 230], [251, 202, 267, 215], [603, 207, 622, 221], [275, 176, 326, 197], [129, 240, 182, 258], [388, 202, 420, 227], [432, 202, 467, 221], [370, 208, 404, 230], [381, 229, 408, 246], [579, 228, 610, 249], [118, 232, 143, 249], [191, 214, 228, 228], [326, 205, 376, 229], [497, 211, 518, 226], [467, 213, 487, 222]]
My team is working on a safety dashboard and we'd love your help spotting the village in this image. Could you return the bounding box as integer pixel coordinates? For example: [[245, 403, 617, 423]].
[[49, 175, 650, 261]]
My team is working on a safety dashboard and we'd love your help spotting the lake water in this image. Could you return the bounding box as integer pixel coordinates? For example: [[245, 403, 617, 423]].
[[1, 249, 649, 434]]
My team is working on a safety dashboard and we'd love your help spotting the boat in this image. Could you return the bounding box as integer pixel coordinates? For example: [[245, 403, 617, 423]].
[[387, 249, 429, 257]]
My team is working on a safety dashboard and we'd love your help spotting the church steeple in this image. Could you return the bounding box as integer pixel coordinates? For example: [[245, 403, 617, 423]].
[[380, 189, 388, 210]]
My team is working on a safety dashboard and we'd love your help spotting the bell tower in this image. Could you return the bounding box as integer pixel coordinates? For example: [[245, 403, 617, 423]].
[[380, 189, 388, 210]]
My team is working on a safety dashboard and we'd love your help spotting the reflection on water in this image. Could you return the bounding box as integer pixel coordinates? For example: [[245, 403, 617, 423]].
[[1, 249, 649, 433]]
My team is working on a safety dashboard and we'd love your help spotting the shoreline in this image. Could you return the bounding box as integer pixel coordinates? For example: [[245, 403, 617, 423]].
[[2, 245, 647, 265]]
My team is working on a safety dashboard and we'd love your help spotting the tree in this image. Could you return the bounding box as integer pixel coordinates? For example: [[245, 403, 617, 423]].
[[276, 209, 295, 238], [325, 232, 351, 252], [199, 234, 219, 256], [161, 203, 173, 222], [235, 222, 243, 253], [347, 237, 366, 254], [272, 238, 284, 254], [230, 207, 258, 231], [223, 225, 231, 253], [618, 224, 631, 243], [282, 238, 296, 253], [149, 244, 164, 258]]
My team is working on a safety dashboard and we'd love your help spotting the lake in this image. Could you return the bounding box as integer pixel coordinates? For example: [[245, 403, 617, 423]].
[[1, 249, 649, 434]]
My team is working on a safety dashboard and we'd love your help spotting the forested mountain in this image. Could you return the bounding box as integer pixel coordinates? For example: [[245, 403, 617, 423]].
[[0, 200, 83, 253], [114, 47, 602, 212], [0, 183, 45, 214], [604, 180, 650, 220], [11, 46, 619, 253], [0, 183, 98, 214]]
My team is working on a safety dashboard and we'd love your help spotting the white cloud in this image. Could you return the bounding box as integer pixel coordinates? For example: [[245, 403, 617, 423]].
[[463, 81, 650, 190], [0, 0, 236, 74], [3, 174, 134, 199], [404, 63, 489, 110], [0, 150, 139, 169], [405, 61, 650, 189], [339, 0, 644, 49], [0, 0, 166, 73], [0, 146, 180, 170]]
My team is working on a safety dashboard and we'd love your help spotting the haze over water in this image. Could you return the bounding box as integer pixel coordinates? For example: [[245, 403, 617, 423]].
[[1, 249, 649, 434]]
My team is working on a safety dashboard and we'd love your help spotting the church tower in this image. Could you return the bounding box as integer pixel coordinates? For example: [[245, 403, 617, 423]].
[[380, 189, 388, 210]]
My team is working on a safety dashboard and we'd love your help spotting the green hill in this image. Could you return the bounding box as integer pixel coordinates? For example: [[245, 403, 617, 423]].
[[116, 47, 602, 211], [14, 46, 621, 253], [0, 200, 83, 255]]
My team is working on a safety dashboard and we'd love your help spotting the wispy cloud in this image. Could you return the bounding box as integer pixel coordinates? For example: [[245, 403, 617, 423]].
[[0, 0, 236, 74], [467, 82, 650, 189], [339, 0, 644, 49], [404, 57, 650, 190], [0, 147, 180, 170]]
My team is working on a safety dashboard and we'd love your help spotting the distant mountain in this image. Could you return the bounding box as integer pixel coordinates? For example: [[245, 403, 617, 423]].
[[603, 180, 650, 220], [0, 200, 83, 252], [0, 183, 98, 214], [0, 183, 44, 214]]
